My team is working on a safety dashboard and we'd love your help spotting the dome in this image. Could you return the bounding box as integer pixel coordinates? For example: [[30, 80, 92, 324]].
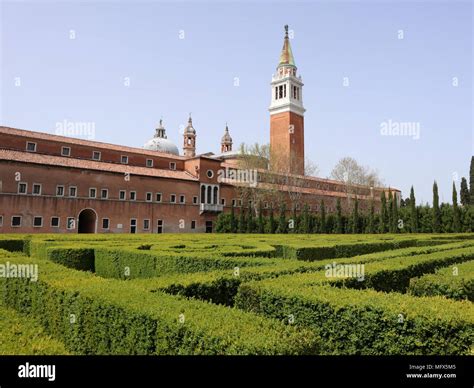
[[144, 137, 179, 155], [143, 119, 179, 155]]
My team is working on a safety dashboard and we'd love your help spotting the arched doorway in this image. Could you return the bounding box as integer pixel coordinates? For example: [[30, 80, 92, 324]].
[[78, 208, 97, 233]]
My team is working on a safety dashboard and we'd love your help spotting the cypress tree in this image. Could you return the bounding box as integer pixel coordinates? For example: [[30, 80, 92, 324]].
[[432, 181, 441, 233], [460, 177, 470, 206], [392, 192, 399, 233], [247, 205, 254, 233], [335, 198, 343, 234], [238, 208, 246, 233], [380, 192, 388, 233], [470, 156, 474, 204], [257, 201, 264, 234], [230, 203, 237, 233], [352, 196, 359, 234], [268, 205, 276, 234], [367, 198, 375, 233], [387, 190, 394, 233], [290, 204, 298, 233], [320, 200, 326, 233], [453, 182, 461, 232], [277, 203, 287, 234], [409, 186, 417, 233], [302, 203, 310, 233]]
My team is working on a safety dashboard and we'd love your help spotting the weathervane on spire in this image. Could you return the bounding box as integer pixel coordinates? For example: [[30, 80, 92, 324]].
[[285, 25, 289, 36]]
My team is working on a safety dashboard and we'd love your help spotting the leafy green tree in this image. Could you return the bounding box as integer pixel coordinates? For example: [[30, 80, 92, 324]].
[[432, 181, 441, 233], [419, 205, 432, 233], [215, 213, 231, 233], [452, 182, 461, 232], [461, 206, 474, 232], [460, 177, 470, 206]]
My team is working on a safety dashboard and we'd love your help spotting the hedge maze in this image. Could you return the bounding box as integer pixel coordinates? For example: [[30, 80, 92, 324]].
[[0, 234, 473, 355]]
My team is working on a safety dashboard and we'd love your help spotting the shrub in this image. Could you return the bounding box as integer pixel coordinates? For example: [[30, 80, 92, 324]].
[[235, 279, 474, 355], [48, 248, 95, 272], [0, 239, 26, 253], [279, 239, 442, 261], [0, 253, 320, 355], [337, 247, 474, 293], [409, 260, 474, 301], [94, 248, 273, 279], [0, 304, 69, 355]]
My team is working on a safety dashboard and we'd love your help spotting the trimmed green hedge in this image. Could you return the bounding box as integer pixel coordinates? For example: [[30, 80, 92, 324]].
[[409, 260, 474, 301], [160, 277, 242, 306], [331, 247, 474, 293], [276, 239, 446, 261], [94, 248, 273, 279], [0, 304, 69, 355], [0, 239, 27, 253], [235, 279, 474, 355], [106, 243, 474, 306], [0, 254, 320, 355], [48, 248, 95, 272]]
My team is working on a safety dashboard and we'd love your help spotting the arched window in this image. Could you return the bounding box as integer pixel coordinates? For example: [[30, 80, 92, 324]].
[[213, 186, 218, 205], [207, 186, 212, 204], [201, 185, 206, 204]]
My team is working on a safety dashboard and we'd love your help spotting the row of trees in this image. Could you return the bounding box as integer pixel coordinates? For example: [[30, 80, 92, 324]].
[[216, 156, 474, 234], [215, 187, 474, 234]]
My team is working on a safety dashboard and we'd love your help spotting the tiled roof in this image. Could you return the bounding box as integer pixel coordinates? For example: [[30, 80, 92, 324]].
[[0, 149, 198, 181], [0, 126, 186, 160]]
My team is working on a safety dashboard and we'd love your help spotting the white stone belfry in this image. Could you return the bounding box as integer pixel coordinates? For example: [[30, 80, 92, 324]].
[[269, 25, 305, 117]]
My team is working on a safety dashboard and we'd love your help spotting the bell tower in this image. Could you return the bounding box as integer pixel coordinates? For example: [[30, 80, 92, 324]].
[[183, 114, 196, 157], [220, 123, 233, 153], [269, 25, 305, 175]]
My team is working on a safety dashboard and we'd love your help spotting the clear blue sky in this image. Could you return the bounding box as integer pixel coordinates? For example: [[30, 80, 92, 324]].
[[1, 0, 472, 204]]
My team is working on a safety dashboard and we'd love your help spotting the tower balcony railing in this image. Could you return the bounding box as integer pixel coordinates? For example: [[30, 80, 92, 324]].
[[271, 73, 303, 82], [200, 203, 224, 214]]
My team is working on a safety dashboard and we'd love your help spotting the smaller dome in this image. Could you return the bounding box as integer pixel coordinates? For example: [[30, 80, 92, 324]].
[[144, 137, 179, 155], [143, 119, 179, 155]]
